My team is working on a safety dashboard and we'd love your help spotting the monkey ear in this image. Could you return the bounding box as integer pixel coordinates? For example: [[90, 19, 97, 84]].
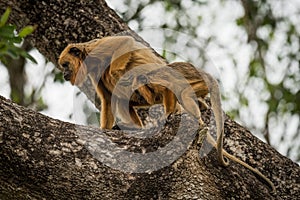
[[69, 47, 87, 60], [136, 74, 148, 84]]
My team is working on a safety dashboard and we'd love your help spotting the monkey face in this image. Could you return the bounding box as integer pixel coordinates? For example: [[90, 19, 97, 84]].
[[58, 45, 88, 85]]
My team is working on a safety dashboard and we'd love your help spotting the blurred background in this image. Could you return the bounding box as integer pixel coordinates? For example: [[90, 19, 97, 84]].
[[0, 0, 299, 162]]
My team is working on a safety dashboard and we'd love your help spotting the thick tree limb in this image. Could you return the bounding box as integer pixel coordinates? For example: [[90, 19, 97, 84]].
[[1, 95, 299, 199], [0, 0, 299, 199]]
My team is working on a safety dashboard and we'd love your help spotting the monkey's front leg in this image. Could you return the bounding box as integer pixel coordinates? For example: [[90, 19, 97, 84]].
[[100, 98, 115, 129], [115, 99, 143, 129], [88, 75, 115, 129]]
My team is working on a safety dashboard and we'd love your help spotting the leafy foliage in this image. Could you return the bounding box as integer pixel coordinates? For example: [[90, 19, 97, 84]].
[[0, 8, 36, 64]]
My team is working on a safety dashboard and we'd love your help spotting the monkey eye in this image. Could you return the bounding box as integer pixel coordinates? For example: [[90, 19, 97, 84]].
[[69, 47, 82, 57], [61, 62, 69, 69]]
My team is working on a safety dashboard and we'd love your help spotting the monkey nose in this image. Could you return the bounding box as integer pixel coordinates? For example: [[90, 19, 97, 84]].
[[60, 62, 72, 81]]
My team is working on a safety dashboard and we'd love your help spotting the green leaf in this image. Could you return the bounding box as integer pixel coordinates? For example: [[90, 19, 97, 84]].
[[25, 53, 37, 64], [236, 17, 244, 26], [0, 24, 16, 38], [35, 96, 48, 111], [5, 48, 19, 59], [161, 48, 167, 59], [19, 50, 37, 64], [240, 96, 249, 106], [0, 42, 7, 52], [54, 72, 65, 83], [10, 36, 22, 43], [0, 8, 11, 27], [18, 25, 35, 38]]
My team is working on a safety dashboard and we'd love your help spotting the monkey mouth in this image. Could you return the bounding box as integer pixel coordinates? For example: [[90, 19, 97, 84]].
[[63, 71, 72, 81]]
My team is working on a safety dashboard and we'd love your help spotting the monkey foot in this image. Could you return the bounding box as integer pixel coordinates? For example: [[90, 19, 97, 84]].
[[113, 123, 143, 131]]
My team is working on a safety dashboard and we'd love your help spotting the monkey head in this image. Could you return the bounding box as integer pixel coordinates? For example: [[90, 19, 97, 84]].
[[58, 45, 88, 86]]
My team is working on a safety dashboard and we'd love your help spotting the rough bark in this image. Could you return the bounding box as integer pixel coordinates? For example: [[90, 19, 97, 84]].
[[1, 95, 299, 199], [0, 0, 299, 199]]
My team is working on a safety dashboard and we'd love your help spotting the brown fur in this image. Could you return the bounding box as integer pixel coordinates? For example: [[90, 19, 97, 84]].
[[58, 36, 166, 129], [58, 38, 275, 191], [116, 62, 228, 166], [116, 62, 275, 191]]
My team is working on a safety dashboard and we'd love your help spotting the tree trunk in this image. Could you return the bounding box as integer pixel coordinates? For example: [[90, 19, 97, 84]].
[[0, 0, 299, 199], [5, 40, 31, 105]]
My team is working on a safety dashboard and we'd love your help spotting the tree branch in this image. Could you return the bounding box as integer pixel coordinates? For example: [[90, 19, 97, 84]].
[[0, 0, 299, 199], [1, 95, 299, 199]]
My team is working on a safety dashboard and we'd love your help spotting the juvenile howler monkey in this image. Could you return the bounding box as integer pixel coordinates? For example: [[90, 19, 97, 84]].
[[114, 62, 275, 191], [58, 36, 166, 129], [58, 37, 275, 192], [114, 62, 227, 166]]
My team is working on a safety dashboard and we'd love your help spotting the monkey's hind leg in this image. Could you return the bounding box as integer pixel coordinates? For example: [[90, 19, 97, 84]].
[[179, 88, 205, 126], [163, 89, 177, 116], [116, 99, 143, 129], [100, 100, 115, 129], [197, 97, 209, 111]]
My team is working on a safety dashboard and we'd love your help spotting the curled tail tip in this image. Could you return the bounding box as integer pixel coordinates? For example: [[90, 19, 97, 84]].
[[267, 180, 276, 193], [219, 156, 230, 167], [224, 157, 230, 166], [270, 185, 276, 194]]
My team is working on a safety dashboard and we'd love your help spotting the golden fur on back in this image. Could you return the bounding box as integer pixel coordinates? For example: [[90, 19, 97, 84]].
[[58, 36, 166, 128]]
